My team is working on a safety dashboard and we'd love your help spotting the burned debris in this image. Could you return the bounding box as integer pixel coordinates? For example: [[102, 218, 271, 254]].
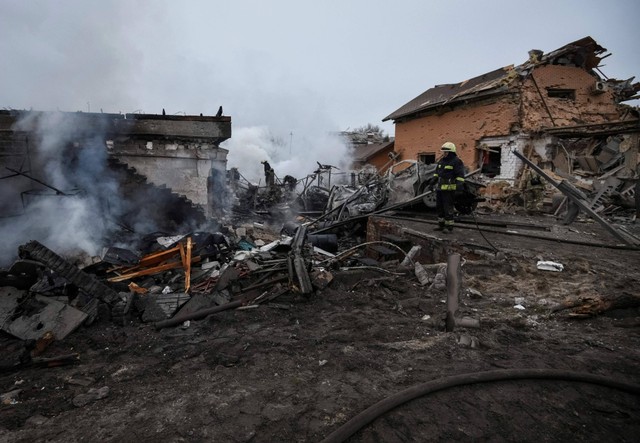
[[0, 220, 330, 343], [1, 194, 622, 354]]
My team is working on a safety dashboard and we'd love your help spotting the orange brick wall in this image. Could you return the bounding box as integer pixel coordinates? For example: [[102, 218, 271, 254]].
[[367, 145, 395, 173], [520, 64, 621, 131], [393, 98, 519, 168]]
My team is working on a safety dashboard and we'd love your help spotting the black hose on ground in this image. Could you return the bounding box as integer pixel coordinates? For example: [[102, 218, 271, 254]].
[[470, 210, 500, 253], [320, 368, 640, 443]]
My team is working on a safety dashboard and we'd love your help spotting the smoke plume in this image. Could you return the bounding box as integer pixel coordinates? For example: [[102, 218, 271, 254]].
[[0, 112, 119, 266], [223, 126, 353, 185]]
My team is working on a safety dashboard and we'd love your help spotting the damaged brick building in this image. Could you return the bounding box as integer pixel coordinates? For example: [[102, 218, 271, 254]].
[[381, 36, 640, 192]]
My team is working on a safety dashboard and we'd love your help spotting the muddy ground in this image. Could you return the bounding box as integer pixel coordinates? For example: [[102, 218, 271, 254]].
[[1, 214, 639, 442]]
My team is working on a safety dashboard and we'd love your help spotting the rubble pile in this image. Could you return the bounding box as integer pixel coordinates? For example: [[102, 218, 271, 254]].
[[552, 135, 639, 216], [0, 220, 354, 366], [1, 161, 639, 440], [1, 204, 472, 370], [2, 149, 638, 362], [477, 134, 639, 221]]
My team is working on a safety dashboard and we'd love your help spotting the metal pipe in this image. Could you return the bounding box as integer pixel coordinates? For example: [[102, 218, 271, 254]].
[[445, 253, 461, 332], [513, 149, 640, 246], [310, 188, 436, 234], [304, 187, 365, 228]]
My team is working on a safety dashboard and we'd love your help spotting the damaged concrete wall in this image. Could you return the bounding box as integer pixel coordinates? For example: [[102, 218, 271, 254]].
[[108, 139, 228, 211], [393, 98, 519, 169], [0, 111, 231, 219]]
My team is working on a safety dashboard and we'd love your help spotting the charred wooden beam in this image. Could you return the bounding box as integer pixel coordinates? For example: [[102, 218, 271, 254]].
[[551, 292, 640, 318]]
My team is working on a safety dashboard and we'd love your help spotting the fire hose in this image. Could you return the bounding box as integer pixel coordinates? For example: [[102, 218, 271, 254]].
[[320, 368, 640, 443]]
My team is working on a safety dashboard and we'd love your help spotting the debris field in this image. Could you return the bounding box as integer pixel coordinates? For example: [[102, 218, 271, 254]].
[[1, 205, 639, 442]]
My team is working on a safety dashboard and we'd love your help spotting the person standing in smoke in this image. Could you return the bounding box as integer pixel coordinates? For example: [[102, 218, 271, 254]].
[[261, 160, 275, 188], [433, 142, 465, 232]]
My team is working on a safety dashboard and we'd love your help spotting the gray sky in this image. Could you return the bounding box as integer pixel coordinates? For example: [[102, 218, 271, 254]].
[[1, 0, 639, 138]]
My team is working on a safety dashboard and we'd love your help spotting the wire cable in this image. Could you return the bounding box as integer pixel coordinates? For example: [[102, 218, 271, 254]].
[[470, 210, 500, 253]]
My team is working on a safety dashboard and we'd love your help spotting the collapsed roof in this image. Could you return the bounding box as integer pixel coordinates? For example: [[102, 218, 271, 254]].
[[383, 36, 639, 123]]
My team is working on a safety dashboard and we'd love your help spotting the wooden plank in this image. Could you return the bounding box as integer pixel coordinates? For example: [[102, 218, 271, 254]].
[[184, 237, 192, 293], [112, 246, 181, 276], [108, 256, 201, 283], [137, 245, 182, 268], [108, 261, 183, 282]]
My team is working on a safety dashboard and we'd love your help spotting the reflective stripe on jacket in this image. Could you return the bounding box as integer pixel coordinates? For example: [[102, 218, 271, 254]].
[[433, 153, 465, 191]]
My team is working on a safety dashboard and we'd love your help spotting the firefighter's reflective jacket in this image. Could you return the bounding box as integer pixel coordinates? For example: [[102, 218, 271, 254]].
[[433, 153, 465, 191]]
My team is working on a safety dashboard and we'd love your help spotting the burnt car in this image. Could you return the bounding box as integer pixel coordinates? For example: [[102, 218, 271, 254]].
[[323, 160, 484, 220]]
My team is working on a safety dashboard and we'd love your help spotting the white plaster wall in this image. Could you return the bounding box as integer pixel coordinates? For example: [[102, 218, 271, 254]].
[[111, 142, 229, 210]]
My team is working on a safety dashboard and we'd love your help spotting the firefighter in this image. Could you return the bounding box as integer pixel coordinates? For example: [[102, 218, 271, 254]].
[[433, 142, 465, 232], [261, 160, 275, 188]]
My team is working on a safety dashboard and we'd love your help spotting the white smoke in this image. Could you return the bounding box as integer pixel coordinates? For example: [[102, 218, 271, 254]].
[[223, 126, 353, 185], [0, 112, 119, 266]]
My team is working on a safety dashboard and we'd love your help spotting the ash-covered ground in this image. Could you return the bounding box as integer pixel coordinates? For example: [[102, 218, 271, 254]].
[[1, 214, 639, 443]]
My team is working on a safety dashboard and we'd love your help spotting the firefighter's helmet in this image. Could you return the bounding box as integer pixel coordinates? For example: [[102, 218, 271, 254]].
[[441, 142, 456, 153]]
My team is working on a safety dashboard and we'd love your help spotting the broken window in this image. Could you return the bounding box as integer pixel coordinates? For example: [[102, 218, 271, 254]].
[[480, 148, 501, 177], [547, 88, 575, 100], [417, 152, 436, 165]]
